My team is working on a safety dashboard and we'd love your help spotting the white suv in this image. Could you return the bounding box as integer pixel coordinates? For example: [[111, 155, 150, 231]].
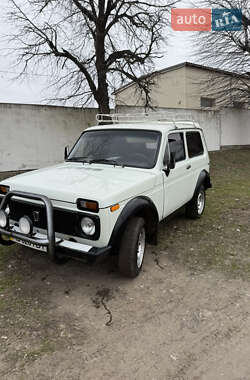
[[0, 113, 212, 278]]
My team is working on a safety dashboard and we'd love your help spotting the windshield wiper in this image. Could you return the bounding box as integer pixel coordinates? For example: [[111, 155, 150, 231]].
[[88, 158, 124, 167], [67, 157, 124, 167], [67, 157, 89, 162]]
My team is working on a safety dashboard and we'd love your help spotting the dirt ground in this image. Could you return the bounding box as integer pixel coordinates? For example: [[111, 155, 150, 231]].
[[0, 150, 250, 380]]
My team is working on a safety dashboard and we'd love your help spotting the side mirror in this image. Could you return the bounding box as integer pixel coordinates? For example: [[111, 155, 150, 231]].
[[163, 151, 176, 177], [64, 146, 69, 160]]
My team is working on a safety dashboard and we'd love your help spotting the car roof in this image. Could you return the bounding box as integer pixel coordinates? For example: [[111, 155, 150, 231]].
[[86, 121, 201, 134]]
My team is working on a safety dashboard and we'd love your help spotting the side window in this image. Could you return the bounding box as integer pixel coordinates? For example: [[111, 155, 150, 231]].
[[168, 133, 186, 163], [186, 132, 204, 158]]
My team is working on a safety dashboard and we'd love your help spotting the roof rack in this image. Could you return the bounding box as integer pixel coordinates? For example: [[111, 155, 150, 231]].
[[96, 112, 199, 128]]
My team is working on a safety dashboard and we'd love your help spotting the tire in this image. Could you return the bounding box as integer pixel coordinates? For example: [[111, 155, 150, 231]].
[[186, 185, 206, 219], [118, 217, 146, 278]]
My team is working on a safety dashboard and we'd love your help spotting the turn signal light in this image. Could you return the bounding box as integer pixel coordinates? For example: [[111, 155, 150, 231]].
[[110, 204, 120, 213], [77, 199, 99, 213], [0, 185, 10, 195]]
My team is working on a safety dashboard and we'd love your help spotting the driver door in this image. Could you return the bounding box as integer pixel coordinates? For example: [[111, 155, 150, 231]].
[[163, 132, 192, 218]]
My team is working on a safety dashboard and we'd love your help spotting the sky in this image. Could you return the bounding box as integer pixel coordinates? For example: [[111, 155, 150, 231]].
[[0, 0, 193, 106]]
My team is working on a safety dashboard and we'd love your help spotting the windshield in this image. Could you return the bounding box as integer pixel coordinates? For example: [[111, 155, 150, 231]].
[[67, 129, 161, 169]]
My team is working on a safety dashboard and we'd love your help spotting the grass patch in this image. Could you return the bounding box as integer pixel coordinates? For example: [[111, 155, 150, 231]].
[[4, 340, 56, 373], [0, 245, 21, 312], [0, 151, 250, 281], [158, 149, 250, 278], [23, 340, 56, 362], [0, 245, 13, 268]]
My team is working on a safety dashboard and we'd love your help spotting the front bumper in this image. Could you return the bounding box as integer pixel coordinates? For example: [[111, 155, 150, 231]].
[[0, 191, 111, 262]]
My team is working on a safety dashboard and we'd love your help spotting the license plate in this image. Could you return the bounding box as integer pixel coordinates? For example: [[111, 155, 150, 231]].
[[10, 237, 47, 253]]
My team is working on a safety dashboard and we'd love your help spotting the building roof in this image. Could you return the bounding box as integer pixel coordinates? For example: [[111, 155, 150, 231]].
[[114, 61, 249, 95]]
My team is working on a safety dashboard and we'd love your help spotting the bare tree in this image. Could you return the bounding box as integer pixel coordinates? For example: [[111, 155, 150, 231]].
[[6, 0, 177, 113], [194, 0, 250, 108]]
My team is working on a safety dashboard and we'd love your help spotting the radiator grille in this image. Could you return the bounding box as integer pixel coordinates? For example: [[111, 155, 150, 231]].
[[9, 199, 81, 237]]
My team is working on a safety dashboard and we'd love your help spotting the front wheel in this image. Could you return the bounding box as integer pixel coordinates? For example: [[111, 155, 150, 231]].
[[118, 217, 146, 278], [186, 185, 206, 219]]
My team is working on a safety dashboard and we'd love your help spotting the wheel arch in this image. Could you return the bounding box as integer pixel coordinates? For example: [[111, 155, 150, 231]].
[[109, 196, 159, 254], [194, 170, 212, 196]]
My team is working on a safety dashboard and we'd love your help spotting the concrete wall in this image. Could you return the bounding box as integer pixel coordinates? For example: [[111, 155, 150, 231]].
[[1, 103, 249, 172], [0, 103, 98, 172], [220, 108, 250, 147]]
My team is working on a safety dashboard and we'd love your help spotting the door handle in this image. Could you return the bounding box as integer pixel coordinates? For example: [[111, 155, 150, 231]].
[[186, 165, 191, 170]]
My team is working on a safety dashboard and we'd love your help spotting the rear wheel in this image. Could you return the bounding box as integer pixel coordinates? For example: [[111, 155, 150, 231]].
[[186, 185, 206, 219], [118, 217, 146, 278]]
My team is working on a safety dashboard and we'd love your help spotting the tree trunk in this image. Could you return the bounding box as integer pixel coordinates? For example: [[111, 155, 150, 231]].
[[95, 11, 110, 115], [96, 57, 110, 114], [97, 78, 110, 114]]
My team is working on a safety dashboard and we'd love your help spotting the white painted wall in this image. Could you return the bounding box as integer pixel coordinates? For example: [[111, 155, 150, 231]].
[[0, 104, 98, 172], [220, 109, 250, 147], [0, 103, 249, 172]]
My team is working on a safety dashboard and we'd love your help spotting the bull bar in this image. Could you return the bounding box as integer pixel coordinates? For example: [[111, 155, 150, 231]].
[[0, 191, 56, 258], [0, 191, 111, 262]]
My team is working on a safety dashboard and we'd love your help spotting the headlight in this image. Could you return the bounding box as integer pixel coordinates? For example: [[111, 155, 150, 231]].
[[19, 216, 33, 235], [0, 210, 8, 228], [81, 217, 96, 236]]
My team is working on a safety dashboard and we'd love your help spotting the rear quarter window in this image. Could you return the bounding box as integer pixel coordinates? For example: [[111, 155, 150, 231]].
[[186, 131, 204, 158]]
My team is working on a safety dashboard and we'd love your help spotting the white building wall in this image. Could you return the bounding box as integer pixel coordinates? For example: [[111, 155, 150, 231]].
[[115, 67, 187, 109], [0, 104, 98, 172]]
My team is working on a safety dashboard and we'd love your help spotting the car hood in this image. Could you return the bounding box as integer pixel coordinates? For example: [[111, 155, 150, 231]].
[[3, 162, 158, 208]]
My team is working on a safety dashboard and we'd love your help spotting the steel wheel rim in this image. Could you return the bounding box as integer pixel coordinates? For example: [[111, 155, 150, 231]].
[[197, 190, 205, 215], [137, 228, 146, 268]]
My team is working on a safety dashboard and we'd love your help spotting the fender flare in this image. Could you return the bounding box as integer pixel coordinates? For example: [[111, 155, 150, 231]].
[[109, 196, 159, 253], [194, 170, 212, 197]]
